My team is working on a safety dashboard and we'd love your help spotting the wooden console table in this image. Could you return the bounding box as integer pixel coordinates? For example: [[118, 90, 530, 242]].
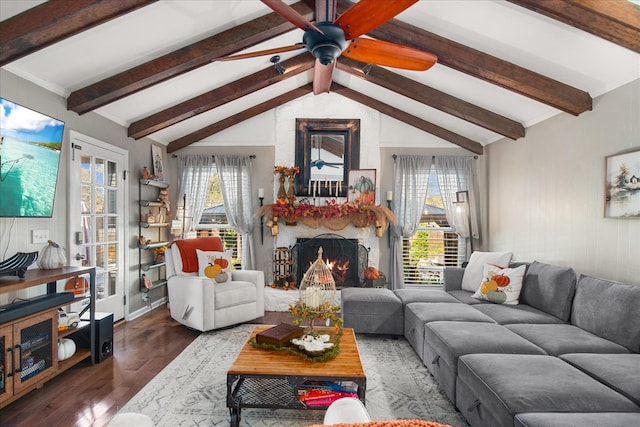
[[0, 266, 96, 408]]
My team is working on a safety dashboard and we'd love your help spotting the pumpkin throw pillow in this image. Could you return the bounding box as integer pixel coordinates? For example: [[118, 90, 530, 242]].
[[196, 249, 232, 283], [461, 251, 513, 292], [473, 263, 526, 305]]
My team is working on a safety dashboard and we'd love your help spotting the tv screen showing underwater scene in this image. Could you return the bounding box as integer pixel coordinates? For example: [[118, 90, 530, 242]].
[[0, 98, 65, 217]]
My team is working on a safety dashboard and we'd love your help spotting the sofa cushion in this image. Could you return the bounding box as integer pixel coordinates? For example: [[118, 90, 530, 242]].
[[171, 237, 224, 273], [214, 281, 257, 309], [506, 324, 631, 356], [394, 288, 460, 304], [571, 274, 640, 353], [423, 321, 545, 403], [461, 251, 512, 292], [196, 249, 232, 283], [404, 303, 495, 359], [472, 303, 566, 325], [514, 412, 640, 427], [341, 288, 403, 335], [473, 264, 526, 305], [560, 353, 640, 406], [519, 261, 577, 322], [448, 290, 489, 305], [456, 354, 640, 427]]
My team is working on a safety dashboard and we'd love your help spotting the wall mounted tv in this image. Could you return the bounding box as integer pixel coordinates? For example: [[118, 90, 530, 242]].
[[0, 98, 65, 218]]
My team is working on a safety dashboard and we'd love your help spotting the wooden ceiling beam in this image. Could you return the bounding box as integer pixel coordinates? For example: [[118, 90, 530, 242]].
[[331, 83, 484, 155], [66, 1, 314, 114], [507, 0, 640, 53], [334, 0, 592, 116], [337, 58, 525, 141], [0, 0, 157, 66], [167, 85, 314, 153], [128, 54, 315, 139]]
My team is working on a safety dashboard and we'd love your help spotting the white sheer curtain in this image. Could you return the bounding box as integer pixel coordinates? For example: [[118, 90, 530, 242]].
[[213, 155, 255, 270], [434, 156, 480, 255], [177, 154, 215, 234], [389, 155, 432, 289]]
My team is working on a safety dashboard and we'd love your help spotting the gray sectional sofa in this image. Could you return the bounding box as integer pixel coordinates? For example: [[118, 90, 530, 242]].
[[341, 260, 640, 427]]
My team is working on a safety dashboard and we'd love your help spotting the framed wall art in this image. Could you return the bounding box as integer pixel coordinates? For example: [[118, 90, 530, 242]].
[[604, 149, 640, 218], [151, 145, 164, 181], [347, 169, 376, 205]]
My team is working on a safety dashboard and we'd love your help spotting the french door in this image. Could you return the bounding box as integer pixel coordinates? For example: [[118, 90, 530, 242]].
[[67, 131, 128, 321]]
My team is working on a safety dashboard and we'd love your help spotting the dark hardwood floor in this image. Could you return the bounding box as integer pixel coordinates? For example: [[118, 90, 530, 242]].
[[0, 306, 292, 427]]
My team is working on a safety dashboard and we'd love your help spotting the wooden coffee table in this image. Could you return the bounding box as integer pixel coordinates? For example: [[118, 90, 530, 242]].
[[226, 325, 366, 427]]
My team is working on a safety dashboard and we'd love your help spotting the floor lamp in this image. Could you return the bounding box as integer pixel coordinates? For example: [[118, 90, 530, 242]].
[[454, 190, 474, 259]]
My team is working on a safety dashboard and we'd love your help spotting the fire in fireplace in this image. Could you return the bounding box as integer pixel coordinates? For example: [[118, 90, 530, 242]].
[[294, 234, 368, 288]]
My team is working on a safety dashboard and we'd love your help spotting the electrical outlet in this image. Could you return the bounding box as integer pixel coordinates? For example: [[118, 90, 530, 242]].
[[32, 229, 50, 244], [142, 293, 149, 302]]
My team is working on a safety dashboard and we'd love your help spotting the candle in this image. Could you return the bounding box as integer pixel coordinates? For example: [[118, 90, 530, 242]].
[[258, 188, 264, 198], [308, 179, 312, 194], [314, 180, 318, 197], [386, 190, 393, 202], [328, 180, 332, 195]]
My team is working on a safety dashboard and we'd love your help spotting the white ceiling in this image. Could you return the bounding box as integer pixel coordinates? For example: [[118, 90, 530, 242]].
[[2, 0, 639, 150]]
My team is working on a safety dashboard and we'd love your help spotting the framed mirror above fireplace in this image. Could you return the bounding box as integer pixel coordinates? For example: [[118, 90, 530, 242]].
[[295, 118, 360, 197]]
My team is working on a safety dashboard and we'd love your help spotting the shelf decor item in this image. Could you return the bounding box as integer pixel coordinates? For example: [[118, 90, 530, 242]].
[[0, 251, 38, 278], [37, 240, 66, 269], [290, 247, 342, 334]]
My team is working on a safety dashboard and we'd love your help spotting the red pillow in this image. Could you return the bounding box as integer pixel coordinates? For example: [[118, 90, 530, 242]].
[[173, 237, 223, 273]]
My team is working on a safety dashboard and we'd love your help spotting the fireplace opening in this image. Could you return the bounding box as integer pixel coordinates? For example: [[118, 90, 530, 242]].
[[293, 234, 368, 288]]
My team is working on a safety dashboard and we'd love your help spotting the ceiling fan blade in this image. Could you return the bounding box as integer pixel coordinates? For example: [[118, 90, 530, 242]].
[[342, 38, 437, 71], [261, 0, 324, 34], [313, 59, 335, 94], [335, 0, 417, 40], [217, 44, 305, 61]]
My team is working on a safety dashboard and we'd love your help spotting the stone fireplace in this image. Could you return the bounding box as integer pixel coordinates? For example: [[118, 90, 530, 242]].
[[293, 234, 369, 288]]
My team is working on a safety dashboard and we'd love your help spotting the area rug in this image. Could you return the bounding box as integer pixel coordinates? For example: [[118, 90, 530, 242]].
[[119, 324, 469, 427]]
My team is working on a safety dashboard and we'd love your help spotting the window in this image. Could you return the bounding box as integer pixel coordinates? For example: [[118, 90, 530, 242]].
[[402, 166, 467, 286], [196, 166, 242, 267]]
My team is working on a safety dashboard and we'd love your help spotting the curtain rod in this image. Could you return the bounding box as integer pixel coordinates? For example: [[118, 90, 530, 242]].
[[172, 154, 256, 159], [391, 154, 478, 160]]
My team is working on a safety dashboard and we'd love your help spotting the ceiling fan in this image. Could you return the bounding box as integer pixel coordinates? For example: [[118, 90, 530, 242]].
[[220, 0, 438, 95]]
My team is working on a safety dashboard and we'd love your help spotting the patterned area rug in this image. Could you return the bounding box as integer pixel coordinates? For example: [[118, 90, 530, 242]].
[[120, 324, 469, 427]]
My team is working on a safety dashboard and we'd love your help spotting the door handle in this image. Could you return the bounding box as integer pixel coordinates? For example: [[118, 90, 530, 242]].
[[75, 253, 86, 261]]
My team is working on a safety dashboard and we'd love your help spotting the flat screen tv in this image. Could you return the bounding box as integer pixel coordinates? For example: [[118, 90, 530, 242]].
[[0, 98, 65, 217]]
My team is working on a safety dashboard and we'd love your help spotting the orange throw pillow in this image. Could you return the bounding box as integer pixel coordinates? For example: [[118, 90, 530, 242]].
[[308, 421, 451, 427], [173, 237, 223, 273]]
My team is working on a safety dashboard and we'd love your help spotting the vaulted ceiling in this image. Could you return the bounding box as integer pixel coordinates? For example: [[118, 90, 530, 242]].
[[1, 0, 639, 156]]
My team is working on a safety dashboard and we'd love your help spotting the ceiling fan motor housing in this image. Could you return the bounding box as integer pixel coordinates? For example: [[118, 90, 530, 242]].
[[303, 22, 348, 65]]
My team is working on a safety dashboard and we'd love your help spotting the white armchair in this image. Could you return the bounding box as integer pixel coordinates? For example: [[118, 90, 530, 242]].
[[165, 237, 264, 332]]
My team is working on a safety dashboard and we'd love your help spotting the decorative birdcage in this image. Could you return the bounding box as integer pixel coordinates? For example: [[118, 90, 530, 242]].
[[290, 247, 341, 333], [299, 247, 336, 306]]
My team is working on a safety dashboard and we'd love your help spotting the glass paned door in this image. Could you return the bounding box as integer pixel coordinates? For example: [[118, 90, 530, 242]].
[[68, 131, 128, 321]]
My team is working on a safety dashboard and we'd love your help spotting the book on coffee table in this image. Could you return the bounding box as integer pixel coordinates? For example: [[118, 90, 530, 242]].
[[256, 323, 305, 347]]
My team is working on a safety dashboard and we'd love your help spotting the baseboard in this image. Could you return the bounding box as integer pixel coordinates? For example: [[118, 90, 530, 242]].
[[128, 296, 167, 321]]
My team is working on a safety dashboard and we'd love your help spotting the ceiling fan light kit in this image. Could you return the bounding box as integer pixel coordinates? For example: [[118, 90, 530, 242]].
[[303, 22, 348, 66]]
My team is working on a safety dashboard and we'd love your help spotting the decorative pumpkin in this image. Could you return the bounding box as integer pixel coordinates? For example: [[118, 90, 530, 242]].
[[204, 263, 222, 279], [214, 257, 229, 269], [487, 290, 507, 304], [480, 280, 498, 294], [492, 275, 510, 287], [358, 190, 375, 205], [364, 266, 380, 280], [214, 272, 229, 283], [58, 338, 76, 361], [37, 240, 67, 269]]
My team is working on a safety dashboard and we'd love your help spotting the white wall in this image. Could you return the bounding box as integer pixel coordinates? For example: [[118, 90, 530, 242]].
[[486, 79, 640, 286]]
